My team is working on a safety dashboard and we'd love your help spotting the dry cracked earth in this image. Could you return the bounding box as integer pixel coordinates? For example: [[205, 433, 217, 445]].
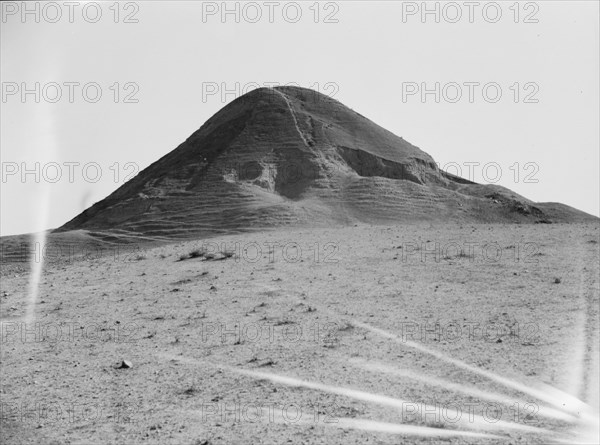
[[1, 222, 599, 444]]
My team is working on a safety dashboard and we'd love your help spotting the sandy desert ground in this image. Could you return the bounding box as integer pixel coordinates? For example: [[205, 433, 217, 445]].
[[1, 222, 599, 444]]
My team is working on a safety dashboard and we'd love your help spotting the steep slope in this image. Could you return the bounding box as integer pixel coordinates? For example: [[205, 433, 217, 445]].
[[55, 86, 597, 239]]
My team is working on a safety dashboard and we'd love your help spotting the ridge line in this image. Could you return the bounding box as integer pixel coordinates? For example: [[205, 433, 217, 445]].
[[272, 89, 310, 149]]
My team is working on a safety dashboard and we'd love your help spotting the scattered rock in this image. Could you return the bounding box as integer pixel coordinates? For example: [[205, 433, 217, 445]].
[[554, 278, 561, 284]]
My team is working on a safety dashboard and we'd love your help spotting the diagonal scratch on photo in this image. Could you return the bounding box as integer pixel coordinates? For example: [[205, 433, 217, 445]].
[[1, 1, 599, 444]]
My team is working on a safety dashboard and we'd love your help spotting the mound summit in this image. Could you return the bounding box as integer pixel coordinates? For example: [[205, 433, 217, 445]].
[[57, 86, 596, 239]]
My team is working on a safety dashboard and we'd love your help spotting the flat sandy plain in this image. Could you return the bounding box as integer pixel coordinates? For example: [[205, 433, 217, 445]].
[[1, 222, 599, 444]]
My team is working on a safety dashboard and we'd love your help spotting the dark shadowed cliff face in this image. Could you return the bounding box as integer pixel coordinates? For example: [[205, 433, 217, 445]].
[[56, 86, 596, 239]]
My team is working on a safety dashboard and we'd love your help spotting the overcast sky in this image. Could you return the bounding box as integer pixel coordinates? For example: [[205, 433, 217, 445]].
[[1, 1, 598, 236]]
